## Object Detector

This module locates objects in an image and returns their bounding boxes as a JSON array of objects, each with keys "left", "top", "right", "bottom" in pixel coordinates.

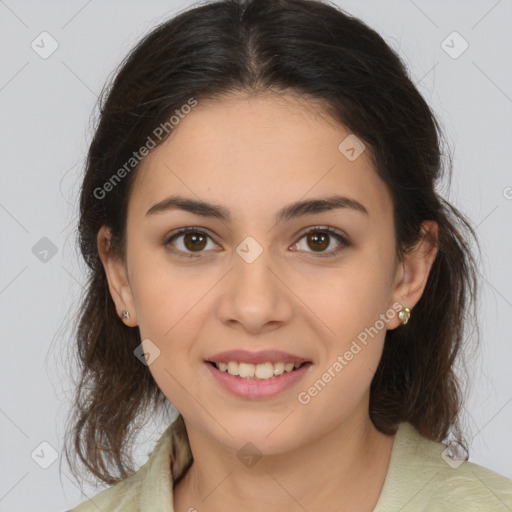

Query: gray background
[{"left": 0, "top": 1, "right": 511, "bottom": 511}]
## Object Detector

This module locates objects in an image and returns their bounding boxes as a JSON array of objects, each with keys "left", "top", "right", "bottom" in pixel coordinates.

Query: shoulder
[
  {"left": 67, "top": 423, "right": 177, "bottom": 512},
  {"left": 67, "top": 463, "right": 146, "bottom": 512},
  {"left": 427, "top": 459, "right": 512, "bottom": 511},
  {"left": 375, "top": 422, "right": 512, "bottom": 511}
]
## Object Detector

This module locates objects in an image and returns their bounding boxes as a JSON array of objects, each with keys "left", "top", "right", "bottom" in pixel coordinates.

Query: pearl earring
[{"left": 398, "top": 307, "right": 411, "bottom": 325}]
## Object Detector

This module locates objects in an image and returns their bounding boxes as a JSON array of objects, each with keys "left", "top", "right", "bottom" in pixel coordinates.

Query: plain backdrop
[{"left": 0, "top": 1, "right": 511, "bottom": 511}]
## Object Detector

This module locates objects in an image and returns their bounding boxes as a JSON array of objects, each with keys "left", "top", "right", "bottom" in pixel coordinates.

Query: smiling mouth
[{"left": 207, "top": 360, "right": 312, "bottom": 380}]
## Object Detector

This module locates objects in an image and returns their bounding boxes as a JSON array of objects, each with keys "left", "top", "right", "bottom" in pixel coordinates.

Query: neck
[{"left": 173, "top": 412, "right": 396, "bottom": 512}]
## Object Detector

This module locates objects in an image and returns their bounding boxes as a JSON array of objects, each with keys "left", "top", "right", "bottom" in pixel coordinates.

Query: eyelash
[{"left": 163, "top": 226, "right": 350, "bottom": 259}]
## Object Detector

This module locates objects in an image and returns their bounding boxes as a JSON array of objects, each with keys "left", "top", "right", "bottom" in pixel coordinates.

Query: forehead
[{"left": 130, "top": 92, "right": 392, "bottom": 222}]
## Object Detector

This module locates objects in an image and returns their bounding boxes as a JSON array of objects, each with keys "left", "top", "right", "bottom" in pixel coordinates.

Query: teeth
[
  {"left": 273, "top": 362, "right": 285, "bottom": 375},
  {"left": 213, "top": 361, "right": 305, "bottom": 380},
  {"left": 238, "top": 362, "right": 255, "bottom": 378}
]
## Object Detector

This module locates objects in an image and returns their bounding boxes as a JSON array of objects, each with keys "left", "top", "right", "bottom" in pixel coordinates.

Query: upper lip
[{"left": 206, "top": 350, "right": 310, "bottom": 365}]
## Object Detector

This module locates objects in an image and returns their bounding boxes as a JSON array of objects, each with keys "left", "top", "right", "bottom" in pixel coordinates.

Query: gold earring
[
  {"left": 398, "top": 307, "right": 410, "bottom": 325},
  {"left": 122, "top": 310, "right": 130, "bottom": 319}
]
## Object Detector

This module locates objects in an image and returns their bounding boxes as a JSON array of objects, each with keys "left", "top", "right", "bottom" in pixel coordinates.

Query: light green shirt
[{"left": 68, "top": 421, "right": 512, "bottom": 511}]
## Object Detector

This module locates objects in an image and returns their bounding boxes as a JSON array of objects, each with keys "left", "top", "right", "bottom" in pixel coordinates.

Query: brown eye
[
  {"left": 183, "top": 232, "right": 207, "bottom": 251},
  {"left": 292, "top": 227, "right": 350, "bottom": 257},
  {"left": 165, "top": 226, "right": 349, "bottom": 259},
  {"left": 164, "top": 228, "right": 217, "bottom": 257},
  {"left": 306, "top": 232, "right": 329, "bottom": 252}
]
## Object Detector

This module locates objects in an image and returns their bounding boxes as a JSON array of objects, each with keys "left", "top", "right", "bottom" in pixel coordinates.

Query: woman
[{"left": 64, "top": 0, "right": 512, "bottom": 510}]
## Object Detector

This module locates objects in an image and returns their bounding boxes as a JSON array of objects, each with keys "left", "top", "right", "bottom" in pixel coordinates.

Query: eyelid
[
  {"left": 291, "top": 225, "right": 350, "bottom": 257},
  {"left": 163, "top": 226, "right": 220, "bottom": 258},
  {"left": 163, "top": 225, "right": 350, "bottom": 258}
]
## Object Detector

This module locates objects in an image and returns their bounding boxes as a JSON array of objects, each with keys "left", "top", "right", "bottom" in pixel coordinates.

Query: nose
[{"left": 216, "top": 241, "right": 294, "bottom": 335}]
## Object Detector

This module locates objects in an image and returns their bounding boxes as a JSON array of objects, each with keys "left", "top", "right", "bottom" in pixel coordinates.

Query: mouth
[
  {"left": 206, "top": 360, "right": 313, "bottom": 380},
  {"left": 204, "top": 358, "right": 313, "bottom": 399}
]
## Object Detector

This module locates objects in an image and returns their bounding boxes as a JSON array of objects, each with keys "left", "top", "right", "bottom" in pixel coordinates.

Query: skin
[{"left": 98, "top": 91, "right": 438, "bottom": 512}]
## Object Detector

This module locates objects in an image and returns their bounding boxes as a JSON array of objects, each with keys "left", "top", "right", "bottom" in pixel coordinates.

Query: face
[{"left": 99, "top": 91, "right": 436, "bottom": 456}]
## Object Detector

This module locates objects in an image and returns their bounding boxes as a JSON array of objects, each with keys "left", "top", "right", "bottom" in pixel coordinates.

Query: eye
[
  {"left": 164, "top": 226, "right": 350, "bottom": 259},
  {"left": 164, "top": 227, "right": 218, "bottom": 258},
  {"left": 291, "top": 226, "right": 350, "bottom": 257}
]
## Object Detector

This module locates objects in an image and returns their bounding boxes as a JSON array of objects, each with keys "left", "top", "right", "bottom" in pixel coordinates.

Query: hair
[{"left": 64, "top": 0, "right": 480, "bottom": 488}]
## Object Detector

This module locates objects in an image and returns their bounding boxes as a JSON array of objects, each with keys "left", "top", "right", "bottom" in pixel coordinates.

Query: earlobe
[
  {"left": 388, "top": 220, "right": 438, "bottom": 330},
  {"left": 97, "top": 226, "right": 138, "bottom": 327}
]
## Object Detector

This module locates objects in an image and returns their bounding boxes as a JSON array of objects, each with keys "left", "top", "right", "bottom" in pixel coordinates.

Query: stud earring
[
  {"left": 122, "top": 310, "right": 130, "bottom": 319},
  {"left": 398, "top": 307, "right": 411, "bottom": 325}
]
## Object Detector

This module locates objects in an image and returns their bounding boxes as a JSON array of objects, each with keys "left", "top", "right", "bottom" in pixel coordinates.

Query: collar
[{"left": 137, "top": 419, "right": 512, "bottom": 511}]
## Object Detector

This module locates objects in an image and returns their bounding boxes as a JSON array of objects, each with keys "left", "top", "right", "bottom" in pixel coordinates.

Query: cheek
[
  {"left": 134, "top": 283, "right": 204, "bottom": 412},
  {"left": 298, "top": 246, "right": 396, "bottom": 400},
  {"left": 127, "top": 248, "right": 211, "bottom": 394},
  {"left": 296, "top": 270, "right": 392, "bottom": 421},
  {"left": 128, "top": 243, "right": 193, "bottom": 333},
  {"left": 306, "top": 251, "right": 395, "bottom": 342}
]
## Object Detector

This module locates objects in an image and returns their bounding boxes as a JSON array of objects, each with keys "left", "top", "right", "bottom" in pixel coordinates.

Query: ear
[
  {"left": 387, "top": 220, "right": 438, "bottom": 330},
  {"left": 97, "top": 225, "right": 138, "bottom": 327}
]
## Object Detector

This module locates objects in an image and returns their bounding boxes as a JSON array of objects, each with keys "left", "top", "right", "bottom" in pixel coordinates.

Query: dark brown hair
[{"left": 64, "top": 0, "right": 480, "bottom": 487}]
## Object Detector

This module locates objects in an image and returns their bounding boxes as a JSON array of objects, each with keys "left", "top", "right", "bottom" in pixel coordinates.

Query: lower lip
[{"left": 204, "top": 361, "right": 313, "bottom": 399}]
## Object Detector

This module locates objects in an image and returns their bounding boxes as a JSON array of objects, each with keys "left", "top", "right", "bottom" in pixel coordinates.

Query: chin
[{"left": 212, "top": 418, "right": 302, "bottom": 456}]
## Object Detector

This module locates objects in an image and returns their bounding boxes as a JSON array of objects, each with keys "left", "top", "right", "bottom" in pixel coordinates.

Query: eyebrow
[{"left": 145, "top": 194, "right": 369, "bottom": 223}]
